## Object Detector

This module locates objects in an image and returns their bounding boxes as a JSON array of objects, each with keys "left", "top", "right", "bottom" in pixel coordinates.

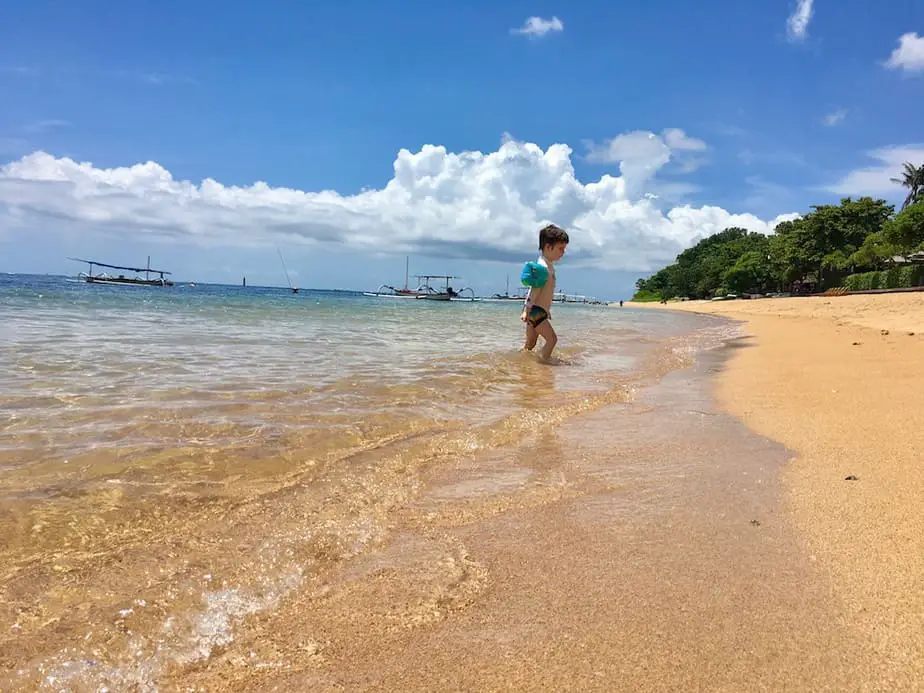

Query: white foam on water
[
  {"left": 26, "top": 566, "right": 305, "bottom": 692},
  {"left": 23, "top": 513, "right": 387, "bottom": 691},
  {"left": 171, "top": 583, "right": 291, "bottom": 666}
]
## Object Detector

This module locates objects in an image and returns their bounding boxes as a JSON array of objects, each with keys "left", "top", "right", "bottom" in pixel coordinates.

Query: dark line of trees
[{"left": 633, "top": 163, "right": 924, "bottom": 301}]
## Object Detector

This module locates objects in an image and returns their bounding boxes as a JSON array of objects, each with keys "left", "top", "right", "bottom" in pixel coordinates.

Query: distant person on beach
[{"left": 521, "top": 223, "right": 569, "bottom": 361}]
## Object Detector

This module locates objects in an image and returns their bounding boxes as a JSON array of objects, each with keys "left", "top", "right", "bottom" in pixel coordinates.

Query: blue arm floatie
[{"left": 520, "top": 261, "right": 549, "bottom": 288}]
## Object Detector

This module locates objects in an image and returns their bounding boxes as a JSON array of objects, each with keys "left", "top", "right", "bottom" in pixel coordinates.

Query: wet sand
[
  {"left": 165, "top": 342, "right": 867, "bottom": 692},
  {"left": 632, "top": 294, "right": 924, "bottom": 688}
]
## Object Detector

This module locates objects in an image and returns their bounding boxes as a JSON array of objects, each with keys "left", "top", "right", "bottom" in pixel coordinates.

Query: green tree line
[{"left": 633, "top": 163, "right": 924, "bottom": 301}]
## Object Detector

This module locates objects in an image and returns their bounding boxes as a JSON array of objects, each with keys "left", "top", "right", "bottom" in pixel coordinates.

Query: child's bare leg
[
  {"left": 535, "top": 321, "right": 558, "bottom": 360},
  {"left": 523, "top": 323, "right": 538, "bottom": 350}
]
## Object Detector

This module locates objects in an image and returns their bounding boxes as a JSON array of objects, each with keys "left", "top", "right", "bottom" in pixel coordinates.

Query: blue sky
[{"left": 1, "top": 0, "right": 923, "bottom": 300}]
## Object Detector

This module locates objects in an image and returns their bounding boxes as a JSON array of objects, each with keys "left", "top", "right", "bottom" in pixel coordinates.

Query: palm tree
[{"left": 890, "top": 162, "right": 924, "bottom": 210}]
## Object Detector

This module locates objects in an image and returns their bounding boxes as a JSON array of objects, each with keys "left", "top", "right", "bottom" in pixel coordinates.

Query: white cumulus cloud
[
  {"left": 23, "top": 119, "right": 72, "bottom": 134},
  {"left": 0, "top": 138, "right": 796, "bottom": 273},
  {"left": 585, "top": 128, "right": 708, "bottom": 196},
  {"left": 884, "top": 32, "right": 924, "bottom": 74},
  {"left": 822, "top": 144, "right": 924, "bottom": 196},
  {"left": 786, "top": 0, "right": 814, "bottom": 42},
  {"left": 511, "top": 16, "right": 564, "bottom": 38}
]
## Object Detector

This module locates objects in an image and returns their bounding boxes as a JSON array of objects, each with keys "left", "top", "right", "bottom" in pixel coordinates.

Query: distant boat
[
  {"left": 277, "top": 248, "right": 298, "bottom": 293},
  {"left": 552, "top": 290, "right": 604, "bottom": 305},
  {"left": 69, "top": 256, "right": 174, "bottom": 287},
  {"left": 487, "top": 274, "right": 527, "bottom": 301},
  {"left": 414, "top": 274, "right": 462, "bottom": 301},
  {"left": 364, "top": 256, "right": 425, "bottom": 298},
  {"left": 364, "top": 267, "right": 478, "bottom": 302}
]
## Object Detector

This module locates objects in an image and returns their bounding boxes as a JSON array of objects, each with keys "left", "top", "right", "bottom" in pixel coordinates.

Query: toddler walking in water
[{"left": 521, "top": 223, "right": 569, "bottom": 361}]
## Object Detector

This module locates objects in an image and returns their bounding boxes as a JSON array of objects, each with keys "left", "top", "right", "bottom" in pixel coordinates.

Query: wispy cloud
[
  {"left": 741, "top": 176, "right": 798, "bottom": 217},
  {"left": 884, "top": 32, "right": 924, "bottom": 74},
  {"left": 3, "top": 64, "right": 198, "bottom": 87},
  {"left": 714, "top": 123, "right": 747, "bottom": 138},
  {"left": 0, "top": 65, "right": 38, "bottom": 76},
  {"left": 143, "top": 73, "right": 197, "bottom": 86},
  {"left": 511, "top": 16, "right": 564, "bottom": 38},
  {"left": 786, "top": 0, "right": 814, "bottom": 43},
  {"left": 23, "top": 119, "right": 71, "bottom": 134},
  {"left": 822, "top": 109, "right": 847, "bottom": 126},
  {"left": 644, "top": 181, "right": 703, "bottom": 204},
  {"left": 0, "top": 137, "right": 29, "bottom": 155},
  {"left": 662, "top": 128, "right": 707, "bottom": 152},
  {"left": 738, "top": 148, "right": 808, "bottom": 168},
  {"left": 116, "top": 70, "right": 199, "bottom": 86},
  {"left": 823, "top": 144, "right": 924, "bottom": 196}
]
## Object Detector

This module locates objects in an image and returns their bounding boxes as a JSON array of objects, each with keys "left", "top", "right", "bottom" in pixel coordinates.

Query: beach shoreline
[
  {"left": 630, "top": 294, "right": 924, "bottom": 687},
  {"left": 163, "top": 330, "right": 868, "bottom": 692}
]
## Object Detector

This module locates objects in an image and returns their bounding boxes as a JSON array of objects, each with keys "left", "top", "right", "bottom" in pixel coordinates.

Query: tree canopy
[{"left": 633, "top": 163, "right": 924, "bottom": 301}]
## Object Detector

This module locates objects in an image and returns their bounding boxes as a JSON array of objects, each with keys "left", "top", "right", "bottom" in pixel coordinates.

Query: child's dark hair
[{"left": 539, "top": 223, "right": 569, "bottom": 250}]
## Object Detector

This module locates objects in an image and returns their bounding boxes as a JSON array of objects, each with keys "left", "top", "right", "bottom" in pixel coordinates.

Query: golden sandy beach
[{"left": 633, "top": 292, "right": 924, "bottom": 688}]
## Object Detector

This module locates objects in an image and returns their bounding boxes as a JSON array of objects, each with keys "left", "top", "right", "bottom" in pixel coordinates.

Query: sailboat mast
[
  {"left": 405, "top": 256, "right": 409, "bottom": 291},
  {"left": 277, "top": 248, "right": 294, "bottom": 290}
]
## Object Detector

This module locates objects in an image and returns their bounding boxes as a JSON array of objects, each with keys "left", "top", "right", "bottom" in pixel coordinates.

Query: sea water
[{"left": 0, "top": 273, "right": 735, "bottom": 690}]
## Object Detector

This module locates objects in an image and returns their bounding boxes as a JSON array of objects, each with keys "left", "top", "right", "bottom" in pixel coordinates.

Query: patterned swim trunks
[{"left": 526, "top": 305, "right": 549, "bottom": 327}]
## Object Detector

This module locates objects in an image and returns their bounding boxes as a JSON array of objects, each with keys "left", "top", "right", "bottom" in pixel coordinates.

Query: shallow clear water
[
  {"left": 0, "top": 273, "right": 736, "bottom": 690},
  {"left": 0, "top": 274, "right": 712, "bottom": 472}
]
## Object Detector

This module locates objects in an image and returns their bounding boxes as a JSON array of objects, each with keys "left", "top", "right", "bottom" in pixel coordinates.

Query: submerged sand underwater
[{"left": 166, "top": 347, "right": 865, "bottom": 692}]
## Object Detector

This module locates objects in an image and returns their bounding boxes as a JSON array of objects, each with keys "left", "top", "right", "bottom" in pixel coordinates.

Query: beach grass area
[{"left": 631, "top": 293, "right": 924, "bottom": 685}]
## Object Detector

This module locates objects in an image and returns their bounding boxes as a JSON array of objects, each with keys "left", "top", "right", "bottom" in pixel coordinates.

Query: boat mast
[
  {"left": 277, "top": 248, "right": 297, "bottom": 292},
  {"left": 405, "top": 256, "right": 409, "bottom": 291}
]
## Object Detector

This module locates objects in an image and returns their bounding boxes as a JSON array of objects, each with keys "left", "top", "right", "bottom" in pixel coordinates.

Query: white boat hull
[
  {"left": 363, "top": 292, "right": 479, "bottom": 302},
  {"left": 362, "top": 292, "right": 419, "bottom": 299}
]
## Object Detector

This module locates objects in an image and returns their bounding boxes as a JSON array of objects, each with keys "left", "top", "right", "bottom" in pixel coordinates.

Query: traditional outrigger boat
[
  {"left": 364, "top": 256, "right": 421, "bottom": 298},
  {"left": 69, "top": 257, "right": 174, "bottom": 287},
  {"left": 482, "top": 274, "right": 528, "bottom": 302},
  {"left": 364, "top": 257, "right": 477, "bottom": 301},
  {"left": 365, "top": 274, "right": 477, "bottom": 302},
  {"left": 414, "top": 275, "right": 478, "bottom": 301}
]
